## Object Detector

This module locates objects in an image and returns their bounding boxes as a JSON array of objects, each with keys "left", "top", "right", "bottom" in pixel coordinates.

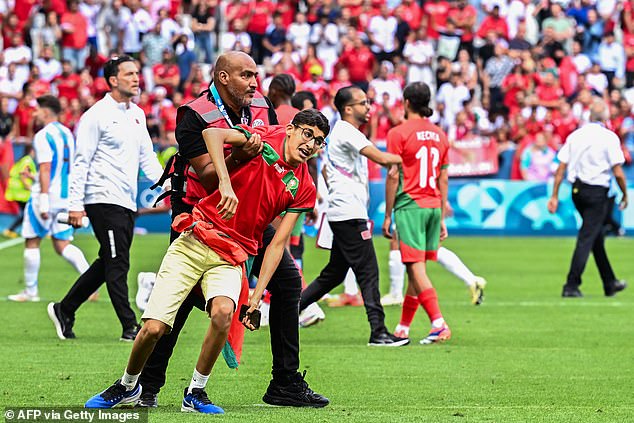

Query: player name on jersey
[{"left": 416, "top": 131, "right": 441, "bottom": 142}]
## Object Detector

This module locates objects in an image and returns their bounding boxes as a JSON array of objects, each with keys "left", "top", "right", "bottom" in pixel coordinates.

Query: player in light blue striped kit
[{"left": 8, "top": 95, "right": 89, "bottom": 303}]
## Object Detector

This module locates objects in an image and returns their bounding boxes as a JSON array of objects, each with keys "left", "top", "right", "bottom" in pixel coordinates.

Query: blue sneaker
[
  {"left": 181, "top": 388, "right": 224, "bottom": 414},
  {"left": 85, "top": 380, "right": 142, "bottom": 408}
]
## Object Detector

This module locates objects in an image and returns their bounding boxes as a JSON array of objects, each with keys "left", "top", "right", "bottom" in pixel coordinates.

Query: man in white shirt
[
  {"left": 436, "top": 71, "right": 471, "bottom": 130},
  {"left": 3, "top": 33, "right": 32, "bottom": 88},
  {"left": 548, "top": 99, "right": 628, "bottom": 298},
  {"left": 597, "top": 31, "right": 625, "bottom": 91},
  {"left": 33, "top": 45, "right": 62, "bottom": 83},
  {"left": 219, "top": 18, "right": 252, "bottom": 54},
  {"left": 47, "top": 56, "right": 164, "bottom": 342},
  {"left": 299, "top": 86, "right": 408, "bottom": 347},
  {"left": 368, "top": 4, "right": 398, "bottom": 62}
]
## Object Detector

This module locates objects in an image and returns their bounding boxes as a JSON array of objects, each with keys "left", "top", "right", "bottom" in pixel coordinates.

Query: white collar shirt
[{"left": 557, "top": 123, "right": 625, "bottom": 187}]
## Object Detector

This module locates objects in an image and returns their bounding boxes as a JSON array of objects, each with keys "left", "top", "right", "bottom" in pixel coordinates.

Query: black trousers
[
  {"left": 60, "top": 203, "right": 137, "bottom": 330},
  {"left": 565, "top": 181, "right": 617, "bottom": 293},
  {"left": 300, "top": 219, "right": 387, "bottom": 338},
  {"left": 138, "top": 201, "right": 302, "bottom": 394}
]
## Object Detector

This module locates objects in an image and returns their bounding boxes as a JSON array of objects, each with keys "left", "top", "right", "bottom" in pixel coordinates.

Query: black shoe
[
  {"left": 605, "top": 280, "right": 627, "bottom": 297},
  {"left": 135, "top": 391, "right": 158, "bottom": 408},
  {"left": 120, "top": 324, "right": 140, "bottom": 342},
  {"left": 368, "top": 331, "right": 410, "bottom": 347},
  {"left": 263, "top": 371, "right": 329, "bottom": 408},
  {"left": 47, "top": 302, "right": 75, "bottom": 340},
  {"left": 562, "top": 286, "right": 583, "bottom": 298}
]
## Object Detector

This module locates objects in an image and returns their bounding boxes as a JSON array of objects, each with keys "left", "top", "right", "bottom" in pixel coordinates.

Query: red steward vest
[{"left": 176, "top": 91, "right": 271, "bottom": 205}]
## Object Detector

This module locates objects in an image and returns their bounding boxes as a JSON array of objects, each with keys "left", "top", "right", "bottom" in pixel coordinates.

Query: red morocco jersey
[
  {"left": 194, "top": 125, "right": 316, "bottom": 256},
  {"left": 387, "top": 118, "right": 449, "bottom": 210}
]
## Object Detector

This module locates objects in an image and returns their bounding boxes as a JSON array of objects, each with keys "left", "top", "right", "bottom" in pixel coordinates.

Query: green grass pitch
[{"left": 1, "top": 234, "right": 633, "bottom": 422}]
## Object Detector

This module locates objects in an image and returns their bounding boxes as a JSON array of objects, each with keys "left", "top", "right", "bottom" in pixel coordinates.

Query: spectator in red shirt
[
  {"left": 399, "top": 0, "right": 422, "bottom": 32},
  {"left": 477, "top": 6, "right": 509, "bottom": 40},
  {"left": 28, "top": 65, "right": 52, "bottom": 98},
  {"left": 2, "top": 12, "right": 25, "bottom": 50},
  {"left": 12, "top": 85, "right": 37, "bottom": 143},
  {"left": 225, "top": 0, "right": 251, "bottom": 32},
  {"left": 152, "top": 50, "right": 180, "bottom": 97},
  {"left": 247, "top": 0, "right": 274, "bottom": 63},
  {"left": 159, "top": 91, "right": 182, "bottom": 149},
  {"left": 60, "top": 97, "right": 84, "bottom": 132},
  {"left": 552, "top": 102, "right": 579, "bottom": 143},
  {"left": 85, "top": 45, "right": 108, "bottom": 79},
  {"left": 448, "top": 0, "right": 477, "bottom": 56},
  {"left": 60, "top": 0, "right": 89, "bottom": 71},
  {"left": 502, "top": 64, "right": 530, "bottom": 115},
  {"left": 52, "top": 60, "right": 82, "bottom": 101},
  {"left": 423, "top": 0, "right": 450, "bottom": 40},
  {"left": 301, "top": 65, "right": 329, "bottom": 109},
  {"left": 329, "top": 68, "right": 352, "bottom": 101},
  {"left": 301, "top": 44, "right": 324, "bottom": 82},
  {"left": 535, "top": 71, "right": 564, "bottom": 110},
  {"left": 336, "top": 35, "right": 376, "bottom": 91}
]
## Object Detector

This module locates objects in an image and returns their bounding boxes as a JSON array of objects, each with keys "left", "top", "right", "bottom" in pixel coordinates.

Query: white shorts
[{"left": 21, "top": 199, "right": 74, "bottom": 241}]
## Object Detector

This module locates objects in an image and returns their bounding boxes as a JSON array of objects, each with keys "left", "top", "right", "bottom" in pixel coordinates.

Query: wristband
[{"left": 39, "top": 193, "right": 50, "bottom": 214}]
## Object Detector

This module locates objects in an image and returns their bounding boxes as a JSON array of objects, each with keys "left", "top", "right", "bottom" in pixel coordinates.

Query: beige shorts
[{"left": 142, "top": 232, "right": 243, "bottom": 329}]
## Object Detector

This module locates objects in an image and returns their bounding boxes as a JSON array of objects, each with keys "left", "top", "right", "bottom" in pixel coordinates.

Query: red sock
[
  {"left": 262, "top": 290, "right": 271, "bottom": 304},
  {"left": 417, "top": 288, "right": 443, "bottom": 322},
  {"left": 399, "top": 295, "right": 418, "bottom": 327}
]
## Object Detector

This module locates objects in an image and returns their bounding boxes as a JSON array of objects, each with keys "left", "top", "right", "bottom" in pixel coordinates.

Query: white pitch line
[{"left": 0, "top": 237, "right": 23, "bottom": 250}]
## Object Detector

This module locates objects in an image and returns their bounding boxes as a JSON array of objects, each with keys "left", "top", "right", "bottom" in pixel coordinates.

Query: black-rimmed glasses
[{"left": 294, "top": 124, "right": 327, "bottom": 148}]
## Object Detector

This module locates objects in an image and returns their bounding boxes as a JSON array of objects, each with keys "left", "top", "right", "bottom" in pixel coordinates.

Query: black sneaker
[
  {"left": 47, "top": 302, "right": 75, "bottom": 340},
  {"left": 120, "top": 324, "right": 140, "bottom": 342},
  {"left": 562, "top": 286, "right": 583, "bottom": 298},
  {"left": 368, "top": 331, "right": 410, "bottom": 347},
  {"left": 605, "top": 280, "right": 627, "bottom": 297},
  {"left": 135, "top": 391, "right": 158, "bottom": 408},
  {"left": 263, "top": 371, "right": 329, "bottom": 408}
]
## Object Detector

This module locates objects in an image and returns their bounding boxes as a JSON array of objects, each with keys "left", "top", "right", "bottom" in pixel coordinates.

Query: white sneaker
[
  {"left": 8, "top": 290, "right": 40, "bottom": 302},
  {"left": 381, "top": 292, "right": 404, "bottom": 306},
  {"left": 259, "top": 301, "right": 270, "bottom": 327},
  {"left": 299, "top": 302, "right": 326, "bottom": 328},
  {"left": 136, "top": 272, "right": 156, "bottom": 312}
]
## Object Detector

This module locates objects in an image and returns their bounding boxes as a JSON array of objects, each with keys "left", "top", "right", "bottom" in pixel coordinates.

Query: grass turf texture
[{"left": 1, "top": 234, "right": 633, "bottom": 422}]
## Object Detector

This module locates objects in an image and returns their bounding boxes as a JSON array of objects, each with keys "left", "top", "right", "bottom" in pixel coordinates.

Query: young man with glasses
[
  {"left": 299, "top": 85, "right": 409, "bottom": 347},
  {"left": 85, "top": 109, "right": 330, "bottom": 414}
]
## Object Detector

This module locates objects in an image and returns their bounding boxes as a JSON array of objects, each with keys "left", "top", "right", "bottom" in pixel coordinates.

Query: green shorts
[{"left": 394, "top": 207, "right": 441, "bottom": 263}]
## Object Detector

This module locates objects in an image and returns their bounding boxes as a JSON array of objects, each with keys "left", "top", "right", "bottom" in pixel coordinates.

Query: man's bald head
[
  {"left": 212, "top": 51, "right": 259, "bottom": 110},
  {"left": 214, "top": 51, "right": 256, "bottom": 81}
]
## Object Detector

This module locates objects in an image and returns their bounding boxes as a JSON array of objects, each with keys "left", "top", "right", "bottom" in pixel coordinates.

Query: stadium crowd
[{"left": 1, "top": 0, "right": 634, "bottom": 190}]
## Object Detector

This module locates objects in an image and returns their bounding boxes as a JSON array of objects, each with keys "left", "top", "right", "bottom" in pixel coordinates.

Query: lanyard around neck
[{"left": 209, "top": 82, "right": 249, "bottom": 127}]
